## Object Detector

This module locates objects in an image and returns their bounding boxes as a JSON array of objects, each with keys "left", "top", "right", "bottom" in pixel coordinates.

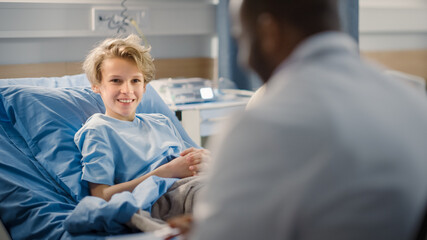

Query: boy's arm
[
  {"left": 89, "top": 170, "right": 157, "bottom": 201},
  {"left": 89, "top": 155, "right": 196, "bottom": 201}
]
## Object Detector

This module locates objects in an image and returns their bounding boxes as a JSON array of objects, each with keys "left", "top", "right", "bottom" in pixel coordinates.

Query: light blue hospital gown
[{"left": 74, "top": 113, "right": 191, "bottom": 186}]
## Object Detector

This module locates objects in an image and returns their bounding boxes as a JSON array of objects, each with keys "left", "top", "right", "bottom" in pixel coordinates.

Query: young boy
[{"left": 74, "top": 34, "right": 208, "bottom": 229}]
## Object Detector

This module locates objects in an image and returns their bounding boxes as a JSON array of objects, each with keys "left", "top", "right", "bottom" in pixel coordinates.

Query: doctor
[{"left": 187, "top": 0, "right": 427, "bottom": 239}]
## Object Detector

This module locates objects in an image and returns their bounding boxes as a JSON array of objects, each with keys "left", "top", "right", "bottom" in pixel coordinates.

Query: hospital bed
[{"left": 0, "top": 73, "right": 199, "bottom": 239}]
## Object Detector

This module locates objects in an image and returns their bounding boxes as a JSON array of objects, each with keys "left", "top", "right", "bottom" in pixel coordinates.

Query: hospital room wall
[
  {"left": 1, "top": 0, "right": 426, "bottom": 82},
  {"left": 359, "top": 0, "right": 427, "bottom": 81},
  {"left": 0, "top": 0, "right": 216, "bottom": 79}
]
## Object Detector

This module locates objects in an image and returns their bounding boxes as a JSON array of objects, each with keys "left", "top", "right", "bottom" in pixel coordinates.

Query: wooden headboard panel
[
  {"left": 0, "top": 57, "right": 215, "bottom": 80},
  {"left": 362, "top": 49, "right": 427, "bottom": 81}
]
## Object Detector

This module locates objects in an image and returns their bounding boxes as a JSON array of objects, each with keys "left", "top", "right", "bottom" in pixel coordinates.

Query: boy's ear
[
  {"left": 92, "top": 85, "right": 100, "bottom": 93},
  {"left": 143, "top": 82, "right": 147, "bottom": 93}
]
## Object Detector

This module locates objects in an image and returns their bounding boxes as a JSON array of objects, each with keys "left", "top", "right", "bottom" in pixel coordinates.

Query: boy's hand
[
  {"left": 180, "top": 148, "right": 211, "bottom": 175},
  {"left": 157, "top": 148, "right": 210, "bottom": 178},
  {"left": 160, "top": 155, "right": 194, "bottom": 178}
]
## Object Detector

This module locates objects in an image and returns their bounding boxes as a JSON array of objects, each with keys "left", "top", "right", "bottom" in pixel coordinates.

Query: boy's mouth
[{"left": 117, "top": 99, "right": 134, "bottom": 103}]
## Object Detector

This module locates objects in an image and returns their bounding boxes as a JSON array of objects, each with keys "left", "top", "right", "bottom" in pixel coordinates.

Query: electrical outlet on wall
[{"left": 92, "top": 7, "right": 150, "bottom": 34}]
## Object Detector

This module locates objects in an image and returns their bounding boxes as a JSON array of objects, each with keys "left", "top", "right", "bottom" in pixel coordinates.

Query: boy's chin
[{"left": 107, "top": 112, "right": 136, "bottom": 121}]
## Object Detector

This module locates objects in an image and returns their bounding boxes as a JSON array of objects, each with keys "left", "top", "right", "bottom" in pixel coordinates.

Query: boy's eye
[
  {"left": 132, "top": 79, "right": 142, "bottom": 83},
  {"left": 110, "top": 79, "right": 120, "bottom": 83}
]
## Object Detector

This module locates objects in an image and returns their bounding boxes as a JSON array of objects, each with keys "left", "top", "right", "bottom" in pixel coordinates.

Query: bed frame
[{"left": 0, "top": 220, "right": 11, "bottom": 240}]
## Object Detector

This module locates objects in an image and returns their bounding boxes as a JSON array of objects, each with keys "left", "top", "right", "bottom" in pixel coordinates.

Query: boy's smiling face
[{"left": 93, "top": 57, "right": 146, "bottom": 121}]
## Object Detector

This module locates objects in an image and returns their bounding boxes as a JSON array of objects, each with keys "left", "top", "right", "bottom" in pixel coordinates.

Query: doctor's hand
[
  {"left": 167, "top": 214, "right": 193, "bottom": 240},
  {"left": 180, "top": 147, "right": 211, "bottom": 176}
]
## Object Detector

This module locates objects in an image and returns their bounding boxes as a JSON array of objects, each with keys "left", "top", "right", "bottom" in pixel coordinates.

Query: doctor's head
[
  {"left": 230, "top": 0, "right": 340, "bottom": 83},
  {"left": 83, "top": 34, "right": 155, "bottom": 121}
]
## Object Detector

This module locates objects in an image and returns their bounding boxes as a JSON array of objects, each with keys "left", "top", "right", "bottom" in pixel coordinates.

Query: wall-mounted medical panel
[
  {"left": 0, "top": 1, "right": 217, "bottom": 65},
  {"left": 0, "top": 1, "right": 216, "bottom": 38}
]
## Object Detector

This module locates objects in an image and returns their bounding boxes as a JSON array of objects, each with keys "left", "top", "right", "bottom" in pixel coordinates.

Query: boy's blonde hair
[{"left": 83, "top": 34, "right": 155, "bottom": 85}]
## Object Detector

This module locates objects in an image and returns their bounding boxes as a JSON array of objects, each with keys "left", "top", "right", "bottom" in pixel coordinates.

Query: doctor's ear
[{"left": 256, "top": 13, "right": 281, "bottom": 56}]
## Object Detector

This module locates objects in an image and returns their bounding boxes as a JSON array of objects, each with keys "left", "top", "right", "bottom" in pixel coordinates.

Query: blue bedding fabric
[
  {"left": 64, "top": 176, "right": 177, "bottom": 234},
  {"left": 0, "top": 75, "right": 198, "bottom": 239},
  {"left": 0, "top": 121, "right": 75, "bottom": 240},
  {"left": 0, "top": 121, "right": 106, "bottom": 240}
]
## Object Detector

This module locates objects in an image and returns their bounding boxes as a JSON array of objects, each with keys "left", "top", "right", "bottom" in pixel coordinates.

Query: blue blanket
[{"left": 64, "top": 176, "right": 177, "bottom": 234}]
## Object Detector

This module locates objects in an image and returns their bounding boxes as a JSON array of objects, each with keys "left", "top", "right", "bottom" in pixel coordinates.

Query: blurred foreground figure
[{"left": 189, "top": 0, "right": 427, "bottom": 239}]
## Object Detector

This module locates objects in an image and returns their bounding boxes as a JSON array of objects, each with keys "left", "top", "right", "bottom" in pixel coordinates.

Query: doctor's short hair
[
  {"left": 83, "top": 34, "right": 155, "bottom": 85},
  {"left": 241, "top": 0, "right": 340, "bottom": 35}
]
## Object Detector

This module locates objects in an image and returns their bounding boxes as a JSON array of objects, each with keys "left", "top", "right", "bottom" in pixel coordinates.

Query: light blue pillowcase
[
  {"left": 0, "top": 86, "right": 104, "bottom": 200},
  {"left": 0, "top": 73, "right": 90, "bottom": 88},
  {"left": 0, "top": 74, "right": 90, "bottom": 122}
]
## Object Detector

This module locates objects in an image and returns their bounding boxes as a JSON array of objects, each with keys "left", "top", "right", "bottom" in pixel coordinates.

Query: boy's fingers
[
  {"left": 181, "top": 148, "right": 210, "bottom": 156},
  {"left": 187, "top": 155, "right": 211, "bottom": 167},
  {"left": 189, "top": 165, "right": 197, "bottom": 172},
  {"left": 180, "top": 147, "right": 195, "bottom": 156},
  {"left": 189, "top": 162, "right": 206, "bottom": 173},
  {"left": 186, "top": 153, "right": 205, "bottom": 163}
]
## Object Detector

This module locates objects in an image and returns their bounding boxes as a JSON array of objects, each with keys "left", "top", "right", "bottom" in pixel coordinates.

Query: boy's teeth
[{"left": 119, "top": 99, "right": 132, "bottom": 103}]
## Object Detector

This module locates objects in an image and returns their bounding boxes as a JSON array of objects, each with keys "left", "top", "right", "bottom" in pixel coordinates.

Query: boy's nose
[{"left": 121, "top": 82, "right": 133, "bottom": 94}]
